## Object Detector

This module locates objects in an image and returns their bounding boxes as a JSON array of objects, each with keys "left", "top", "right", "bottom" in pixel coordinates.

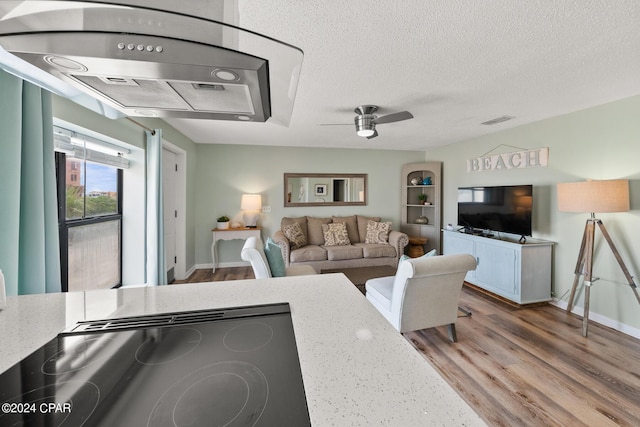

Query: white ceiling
[{"left": 164, "top": 1, "right": 640, "bottom": 151}]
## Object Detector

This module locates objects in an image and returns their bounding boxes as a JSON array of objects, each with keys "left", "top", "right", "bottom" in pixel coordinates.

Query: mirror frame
[{"left": 284, "top": 173, "right": 367, "bottom": 207}]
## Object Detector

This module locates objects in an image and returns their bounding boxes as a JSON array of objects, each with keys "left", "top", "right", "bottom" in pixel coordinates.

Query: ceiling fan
[{"left": 320, "top": 105, "right": 414, "bottom": 139}]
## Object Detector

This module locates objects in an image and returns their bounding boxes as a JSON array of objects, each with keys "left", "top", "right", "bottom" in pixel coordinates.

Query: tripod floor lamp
[{"left": 557, "top": 179, "right": 640, "bottom": 337}]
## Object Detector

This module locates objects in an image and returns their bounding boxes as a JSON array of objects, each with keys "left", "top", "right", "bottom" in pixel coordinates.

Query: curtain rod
[{"left": 125, "top": 117, "right": 156, "bottom": 135}]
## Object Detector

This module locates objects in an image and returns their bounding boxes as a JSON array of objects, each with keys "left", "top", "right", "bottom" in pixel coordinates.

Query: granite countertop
[{"left": 0, "top": 274, "right": 485, "bottom": 426}]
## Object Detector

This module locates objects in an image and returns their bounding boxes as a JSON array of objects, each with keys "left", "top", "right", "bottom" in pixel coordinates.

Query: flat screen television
[{"left": 457, "top": 185, "right": 533, "bottom": 236}]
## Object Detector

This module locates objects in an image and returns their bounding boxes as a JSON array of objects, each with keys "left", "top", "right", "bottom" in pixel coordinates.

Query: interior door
[{"left": 162, "top": 149, "right": 177, "bottom": 283}]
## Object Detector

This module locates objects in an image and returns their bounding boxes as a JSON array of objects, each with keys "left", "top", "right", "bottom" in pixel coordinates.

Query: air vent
[
  {"left": 481, "top": 115, "right": 515, "bottom": 125},
  {"left": 193, "top": 83, "right": 225, "bottom": 91},
  {"left": 99, "top": 76, "right": 139, "bottom": 86},
  {"left": 60, "top": 303, "right": 291, "bottom": 335},
  {"left": 63, "top": 310, "right": 225, "bottom": 334}
]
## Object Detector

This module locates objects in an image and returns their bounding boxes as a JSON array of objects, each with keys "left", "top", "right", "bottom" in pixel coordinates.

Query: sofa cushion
[
  {"left": 322, "top": 222, "right": 351, "bottom": 246},
  {"left": 264, "top": 237, "right": 286, "bottom": 277},
  {"left": 332, "top": 215, "right": 360, "bottom": 243},
  {"left": 283, "top": 222, "right": 307, "bottom": 250},
  {"left": 356, "top": 215, "right": 381, "bottom": 242},
  {"left": 307, "top": 217, "right": 332, "bottom": 245},
  {"left": 356, "top": 243, "right": 397, "bottom": 259},
  {"left": 281, "top": 216, "right": 308, "bottom": 242},
  {"left": 365, "top": 220, "right": 391, "bottom": 244},
  {"left": 323, "top": 244, "right": 363, "bottom": 261},
  {"left": 290, "top": 245, "right": 328, "bottom": 263}
]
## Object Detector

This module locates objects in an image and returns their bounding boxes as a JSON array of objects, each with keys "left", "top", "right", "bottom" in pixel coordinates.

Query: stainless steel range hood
[{"left": 0, "top": 1, "right": 304, "bottom": 125}]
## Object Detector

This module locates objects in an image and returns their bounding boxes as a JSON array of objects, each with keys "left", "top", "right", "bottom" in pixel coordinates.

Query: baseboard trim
[
  {"left": 185, "top": 264, "right": 197, "bottom": 279},
  {"left": 194, "top": 261, "right": 250, "bottom": 270},
  {"left": 550, "top": 299, "right": 640, "bottom": 340}
]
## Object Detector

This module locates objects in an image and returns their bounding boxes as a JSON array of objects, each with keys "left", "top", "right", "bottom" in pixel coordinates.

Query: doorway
[
  {"left": 162, "top": 142, "right": 186, "bottom": 282},
  {"left": 332, "top": 179, "right": 348, "bottom": 202}
]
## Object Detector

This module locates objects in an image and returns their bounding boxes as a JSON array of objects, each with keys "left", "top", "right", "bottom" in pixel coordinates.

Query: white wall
[{"left": 424, "top": 94, "right": 640, "bottom": 333}]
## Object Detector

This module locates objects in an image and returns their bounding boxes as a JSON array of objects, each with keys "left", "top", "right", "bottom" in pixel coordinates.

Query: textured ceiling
[{"left": 164, "top": 0, "right": 640, "bottom": 151}]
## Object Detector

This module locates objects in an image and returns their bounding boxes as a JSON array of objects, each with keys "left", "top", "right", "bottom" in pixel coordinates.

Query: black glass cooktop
[{"left": 0, "top": 303, "right": 311, "bottom": 426}]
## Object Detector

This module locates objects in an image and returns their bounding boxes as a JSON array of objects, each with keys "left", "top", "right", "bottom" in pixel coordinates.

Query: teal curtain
[
  {"left": 0, "top": 70, "right": 61, "bottom": 296},
  {"left": 146, "top": 129, "right": 167, "bottom": 285}
]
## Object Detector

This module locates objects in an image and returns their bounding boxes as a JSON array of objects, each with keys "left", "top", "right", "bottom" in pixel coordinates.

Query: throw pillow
[
  {"left": 357, "top": 215, "right": 381, "bottom": 242},
  {"left": 322, "top": 222, "right": 351, "bottom": 246},
  {"left": 283, "top": 222, "right": 307, "bottom": 250},
  {"left": 365, "top": 220, "right": 391, "bottom": 244},
  {"left": 399, "top": 249, "right": 437, "bottom": 264},
  {"left": 264, "top": 237, "right": 286, "bottom": 277},
  {"left": 281, "top": 216, "right": 308, "bottom": 242}
]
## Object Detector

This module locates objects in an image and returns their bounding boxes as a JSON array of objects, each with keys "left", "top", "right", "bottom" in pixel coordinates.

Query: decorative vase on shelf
[
  {"left": 422, "top": 177, "right": 432, "bottom": 185},
  {"left": 410, "top": 177, "right": 421, "bottom": 186},
  {"left": 415, "top": 216, "right": 429, "bottom": 224}
]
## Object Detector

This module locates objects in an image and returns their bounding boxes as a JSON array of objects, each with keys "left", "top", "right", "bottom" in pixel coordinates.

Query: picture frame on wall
[{"left": 315, "top": 184, "right": 327, "bottom": 196}]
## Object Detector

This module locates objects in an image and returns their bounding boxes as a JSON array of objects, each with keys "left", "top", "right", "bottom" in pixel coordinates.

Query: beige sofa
[{"left": 273, "top": 215, "right": 409, "bottom": 273}]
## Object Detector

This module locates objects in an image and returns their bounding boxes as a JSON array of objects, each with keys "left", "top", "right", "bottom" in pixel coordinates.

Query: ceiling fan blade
[
  {"left": 373, "top": 111, "right": 413, "bottom": 125},
  {"left": 366, "top": 129, "right": 378, "bottom": 139}
]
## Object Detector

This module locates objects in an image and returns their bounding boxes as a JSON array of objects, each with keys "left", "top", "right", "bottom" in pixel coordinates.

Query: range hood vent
[{"left": 0, "top": 1, "right": 304, "bottom": 125}]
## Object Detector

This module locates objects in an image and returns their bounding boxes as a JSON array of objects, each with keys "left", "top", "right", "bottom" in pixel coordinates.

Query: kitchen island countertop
[{"left": 0, "top": 274, "right": 485, "bottom": 426}]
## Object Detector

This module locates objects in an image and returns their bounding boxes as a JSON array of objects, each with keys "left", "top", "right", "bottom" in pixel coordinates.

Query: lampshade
[
  {"left": 241, "top": 194, "right": 262, "bottom": 210},
  {"left": 557, "top": 179, "right": 629, "bottom": 213}
]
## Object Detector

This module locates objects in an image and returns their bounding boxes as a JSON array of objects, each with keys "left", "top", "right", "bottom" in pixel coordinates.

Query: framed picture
[{"left": 315, "top": 184, "right": 327, "bottom": 196}]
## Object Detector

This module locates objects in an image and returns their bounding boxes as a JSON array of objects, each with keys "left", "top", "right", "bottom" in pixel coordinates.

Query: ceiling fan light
[
  {"left": 357, "top": 128, "right": 375, "bottom": 137},
  {"left": 355, "top": 115, "right": 376, "bottom": 137}
]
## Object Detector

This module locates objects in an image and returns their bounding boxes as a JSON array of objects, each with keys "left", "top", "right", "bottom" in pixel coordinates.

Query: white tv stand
[{"left": 443, "top": 230, "right": 553, "bottom": 305}]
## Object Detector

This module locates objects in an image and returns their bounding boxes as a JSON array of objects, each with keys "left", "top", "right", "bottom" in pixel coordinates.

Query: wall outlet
[{"left": 262, "top": 205, "right": 271, "bottom": 213}]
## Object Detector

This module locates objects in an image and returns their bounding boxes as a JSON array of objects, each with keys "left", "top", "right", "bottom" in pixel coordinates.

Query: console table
[
  {"left": 443, "top": 230, "right": 553, "bottom": 305},
  {"left": 211, "top": 227, "right": 261, "bottom": 272}
]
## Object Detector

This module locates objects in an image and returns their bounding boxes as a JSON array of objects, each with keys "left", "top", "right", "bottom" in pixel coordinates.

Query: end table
[{"left": 211, "top": 227, "right": 262, "bottom": 272}]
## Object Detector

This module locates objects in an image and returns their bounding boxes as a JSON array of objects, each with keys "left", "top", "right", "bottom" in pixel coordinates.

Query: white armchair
[
  {"left": 365, "top": 254, "right": 477, "bottom": 342},
  {"left": 241, "top": 236, "right": 317, "bottom": 279}
]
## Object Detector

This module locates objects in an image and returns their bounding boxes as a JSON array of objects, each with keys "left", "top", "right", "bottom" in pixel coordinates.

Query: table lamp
[
  {"left": 556, "top": 179, "right": 639, "bottom": 337},
  {"left": 241, "top": 194, "right": 262, "bottom": 228}
]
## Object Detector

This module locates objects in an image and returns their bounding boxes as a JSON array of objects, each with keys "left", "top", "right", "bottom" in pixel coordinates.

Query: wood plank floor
[
  {"left": 172, "top": 266, "right": 254, "bottom": 283},
  {"left": 406, "top": 287, "right": 640, "bottom": 426},
  {"left": 176, "top": 267, "right": 640, "bottom": 426}
]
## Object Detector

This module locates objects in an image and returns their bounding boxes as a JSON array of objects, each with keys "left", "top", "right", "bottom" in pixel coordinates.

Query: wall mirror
[{"left": 284, "top": 173, "right": 367, "bottom": 207}]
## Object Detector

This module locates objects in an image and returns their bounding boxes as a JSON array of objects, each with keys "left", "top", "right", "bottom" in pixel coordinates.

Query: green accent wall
[
  {"left": 424, "top": 94, "right": 640, "bottom": 331},
  {"left": 195, "top": 144, "right": 423, "bottom": 264}
]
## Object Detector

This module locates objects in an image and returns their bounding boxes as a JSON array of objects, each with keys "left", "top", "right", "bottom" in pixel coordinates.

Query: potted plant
[
  {"left": 418, "top": 194, "right": 427, "bottom": 205},
  {"left": 216, "top": 215, "right": 230, "bottom": 229}
]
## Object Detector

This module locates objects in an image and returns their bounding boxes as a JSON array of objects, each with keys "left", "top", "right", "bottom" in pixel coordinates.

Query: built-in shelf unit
[{"left": 401, "top": 162, "right": 442, "bottom": 254}]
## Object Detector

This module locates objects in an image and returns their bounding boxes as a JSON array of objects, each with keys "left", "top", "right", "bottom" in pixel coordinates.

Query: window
[{"left": 54, "top": 126, "right": 128, "bottom": 292}]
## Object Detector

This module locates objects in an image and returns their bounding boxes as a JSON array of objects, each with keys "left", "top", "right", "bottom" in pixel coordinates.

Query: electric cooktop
[{"left": 0, "top": 303, "right": 311, "bottom": 426}]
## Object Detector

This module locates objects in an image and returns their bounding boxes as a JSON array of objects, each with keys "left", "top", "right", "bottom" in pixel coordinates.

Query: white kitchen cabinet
[{"left": 443, "top": 230, "right": 553, "bottom": 305}]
